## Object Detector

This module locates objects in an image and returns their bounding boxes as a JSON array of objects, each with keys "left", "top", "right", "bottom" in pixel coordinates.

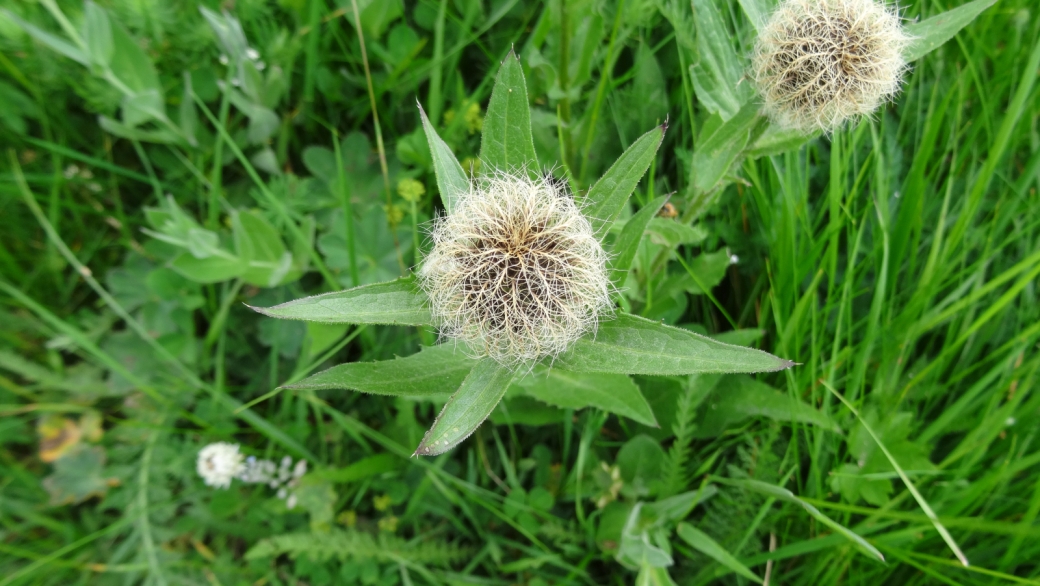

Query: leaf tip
[
  {"left": 505, "top": 44, "right": 519, "bottom": 62},
  {"left": 244, "top": 303, "right": 273, "bottom": 317}
]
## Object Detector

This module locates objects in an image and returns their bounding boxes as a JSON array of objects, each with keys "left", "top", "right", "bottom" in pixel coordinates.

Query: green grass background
[{"left": 1, "top": 0, "right": 1039, "bottom": 584}]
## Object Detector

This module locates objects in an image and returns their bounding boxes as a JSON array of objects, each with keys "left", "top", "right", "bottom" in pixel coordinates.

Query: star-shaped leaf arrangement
[{"left": 252, "top": 50, "right": 794, "bottom": 456}]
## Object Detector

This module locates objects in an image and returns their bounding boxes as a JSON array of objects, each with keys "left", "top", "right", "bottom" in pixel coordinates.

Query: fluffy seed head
[
  {"left": 752, "top": 0, "right": 910, "bottom": 133},
  {"left": 419, "top": 171, "right": 612, "bottom": 367}
]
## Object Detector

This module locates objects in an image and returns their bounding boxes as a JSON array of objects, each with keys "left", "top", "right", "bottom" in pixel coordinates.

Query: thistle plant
[
  {"left": 254, "top": 51, "right": 794, "bottom": 456},
  {"left": 751, "top": 0, "right": 911, "bottom": 133},
  {"left": 419, "top": 170, "right": 611, "bottom": 367}
]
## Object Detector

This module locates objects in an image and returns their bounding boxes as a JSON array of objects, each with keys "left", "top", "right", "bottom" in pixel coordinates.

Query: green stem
[
  {"left": 557, "top": 0, "right": 573, "bottom": 171},
  {"left": 579, "top": 0, "right": 624, "bottom": 182}
]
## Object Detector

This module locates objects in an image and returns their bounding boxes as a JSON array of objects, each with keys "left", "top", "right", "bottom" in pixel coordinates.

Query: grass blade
[
  {"left": 676, "top": 522, "right": 762, "bottom": 583},
  {"left": 823, "top": 381, "right": 970, "bottom": 567},
  {"left": 717, "top": 477, "right": 885, "bottom": 563}
]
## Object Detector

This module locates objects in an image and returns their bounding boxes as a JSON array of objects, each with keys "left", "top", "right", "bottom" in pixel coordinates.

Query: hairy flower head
[
  {"left": 419, "top": 171, "right": 612, "bottom": 367},
  {"left": 752, "top": 0, "right": 910, "bottom": 133}
]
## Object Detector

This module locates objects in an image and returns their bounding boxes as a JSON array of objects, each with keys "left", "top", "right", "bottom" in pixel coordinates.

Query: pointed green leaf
[
  {"left": 515, "top": 368, "right": 657, "bottom": 427},
  {"left": 233, "top": 210, "right": 295, "bottom": 287},
  {"left": 418, "top": 102, "right": 469, "bottom": 214},
  {"left": 676, "top": 523, "right": 762, "bottom": 583},
  {"left": 584, "top": 124, "right": 666, "bottom": 241},
  {"left": 414, "top": 357, "right": 514, "bottom": 456},
  {"left": 98, "top": 115, "right": 180, "bottom": 144},
  {"left": 691, "top": 102, "right": 762, "bottom": 195},
  {"left": 689, "top": 0, "right": 754, "bottom": 120},
  {"left": 737, "top": 0, "right": 775, "bottom": 32},
  {"left": 636, "top": 563, "right": 678, "bottom": 586},
  {"left": 285, "top": 344, "right": 475, "bottom": 399},
  {"left": 646, "top": 218, "right": 709, "bottom": 248},
  {"left": 556, "top": 314, "right": 793, "bottom": 375},
  {"left": 693, "top": 375, "right": 839, "bottom": 437},
  {"left": 170, "top": 253, "right": 243, "bottom": 283},
  {"left": 747, "top": 122, "right": 817, "bottom": 158},
  {"left": 109, "top": 19, "right": 161, "bottom": 94},
  {"left": 479, "top": 50, "right": 538, "bottom": 171},
  {"left": 251, "top": 277, "right": 431, "bottom": 325},
  {"left": 610, "top": 195, "right": 669, "bottom": 281},
  {"left": 904, "top": 0, "right": 997, "bottom": 63},
  {"left": 721, "top": 478, "right": 885, "bottom": 562},
  {"left": 83, "top": 1, "right": 113, "bottom": 66}
]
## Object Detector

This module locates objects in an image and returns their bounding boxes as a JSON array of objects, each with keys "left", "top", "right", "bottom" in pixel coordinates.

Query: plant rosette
[{"left": 252, "top": 51, "right": 794, "bottom": 456}]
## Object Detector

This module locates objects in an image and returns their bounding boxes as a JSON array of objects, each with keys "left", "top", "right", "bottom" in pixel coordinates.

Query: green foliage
[
  {"left": 0, "top": 0, "right": 1029, "bottom": 583},
  {"left": 903, "top": 0, "right": 999, "bottom": 62}
]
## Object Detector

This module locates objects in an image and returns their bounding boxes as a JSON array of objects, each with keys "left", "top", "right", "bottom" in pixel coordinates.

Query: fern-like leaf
[
  {"left": 245, "top": 529, "right": 471, "bottom": 567},
  {"left": 661, "top": 375, "right": 707, "bottom": 497}
]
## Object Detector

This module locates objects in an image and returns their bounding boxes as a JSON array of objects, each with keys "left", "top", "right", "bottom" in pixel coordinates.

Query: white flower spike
[{"left": 196, "top": 442, "right": 244, "bottom": 489}]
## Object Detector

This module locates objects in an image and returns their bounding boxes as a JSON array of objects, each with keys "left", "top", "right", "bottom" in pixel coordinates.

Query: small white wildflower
[
  {"left": 1006, "top": 417, "right": 1016, "bottom": 426},
  {"left": 278, "top": 456, "right": 293, "bottom": 482},
  {"left": 197, "top": 442, "right": 244, "bottom": 489},
  {"left": 219, "top": 54, "right": 229, "bottom": 65},
  {"left": 238, "top": 456, "right": 276, "bottom": 484},
  {"left": 277, "top": 487, "right": 288, "bottom": 499},
  {"left": 293, "top": 459, "right": 307, "bottom": 479},
  {"left": 729, "top": 254, "right": 740, "bottom": 265},
  {"left": 419, "top": 170, "right": 612, "bottom": 367},
  {"left": 286, "top": 493, "right": 298, "bottom": 510},
  {"left": 63, "top": 165, "right": 79, "bottom": 179},
  {"left": 245, "top": 47, "right": 260, "bottom": 61},
  {"left": 255, "top": 61, "right": 266, "bottom": 71}
]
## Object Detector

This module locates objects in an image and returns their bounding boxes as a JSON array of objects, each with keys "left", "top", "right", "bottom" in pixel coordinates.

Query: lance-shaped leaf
[
  {"left": 610, "top": 195, "right": 669, "bottom": 282},
  {"left": 250, "top": 276, "right": 430, "bottom": 325},
  {"left": 556, "top": 314, "right": 793, "bottom": 375},
  {"left": 414, "top": 357, "right": 514, "bottom": 456},
  {"left": 718, "top": 478, "right": 885, "bottom": 563},
  {"left": 285, "top": 344, "right": 475, "bottom": 399},
  {"left": 689, "top": 0, "right": 754, "bottom": 120},
  {"left": 690, "top": 102, "right": 762, "bottom": 196},
  {"left": 584, "top": 124, "right": 666, "bottom": 241},
  {"left": 479, "top": 50, "right": 538, "bottom": 171},
  {"left": 903, "top": 0, "right": 996, "bottom": 63},
  {"left": 418, "top": 102, "right": 469, "bottom": 214},
  {"left": 514, "top": 368, "right": 658, "bottom": 427}
]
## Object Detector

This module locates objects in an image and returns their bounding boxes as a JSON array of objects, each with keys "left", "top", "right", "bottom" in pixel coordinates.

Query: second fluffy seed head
[
  {"left": 752, "top": 0, "right": 910, "bottom": 133},
  {"left": 419, "top": 171, "right": 612, "bottom": 367}
]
